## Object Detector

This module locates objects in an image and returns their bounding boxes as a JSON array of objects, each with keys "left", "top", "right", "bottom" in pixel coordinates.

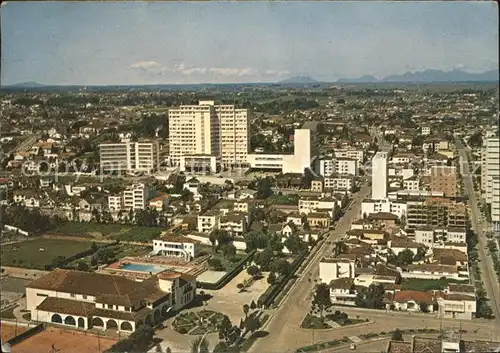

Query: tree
[
  {"left": 255, "top": 177, "right": 273, "bottom": 199},
  {"left": 247, "top": 265, "right": 260, "bottom": 278},
  {"left": 207, "top": 258, "right": 224, "bottom": 271},
  {"left": 284, "top": 234, "right": 305, "bottom": 254},
  {"left": 333, "top": 204, "right": 342, "bottom": 221},
  {"left": 254, "top": 248, "right": 274, "bottom": 270},
  {"left": 213, "top": 342, "right": 231, "bottom": 353},
  {"left": 77, "top": 261, "right": 89, "bottom": 272},
  {"left": 90, "top": 241, "right": 98, "bottom": 252},
  {"left": 243, "top": 304, "right": 250, "bottom": 318},
  {"left": 209, "top": 230, "right": 218, "bottom": 251},
  {"left": 190, "top": 336, "right": 209, "bottom": 353},
  {"left": 221, "top": 243, "right": 236, "bottom": 259},
  {"left": 166, "top": 348, "right": 172, "bottom": 353},
  {"left": 245, "top": 315, "right": 261, "bottom": 334},
  {"left": 218, "top": 316, "right": 232, "bottom": 342},
  {"left": 312, "top": 283, "right": 331, "bottom": 319},
  {"left": 355, "top": 284, "right": 385, "bottom": 309},
  {"left": 250, "top": 300, "right": 257, "bottom": 310},
  {"left": 414, "top": 246, "right": 427, "bottom": 262},
  {"left": 271, "top": 259, "right": 292, "bottom": 277},
  {"left": 419, "top": 302, "right": 429, "bottom": 313},
  {"left": 267, "top": 271, "right": 277, "bottom": 285},
  {"left": 393, "top": 249, "right": 414, "bottom": 267},
  {"left": 391, "top": 328, "right": 404, "bottom": 341},
  {"left": 212, "top": 230, "right": 232, "bottom": 250},
  {"left": 400, "top": 214, "right": 407, "bottom": 229}
]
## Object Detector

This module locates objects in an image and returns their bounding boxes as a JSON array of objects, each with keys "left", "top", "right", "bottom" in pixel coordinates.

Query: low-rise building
[
  {"left": 437, "top": 294, "right": 476, "bottom": 320},
  {"left": 153, "top": 235, "right": 201, "bottom": 260},
  {"left": 307, "top": 212, "right": 331, "bottom": 228},
  {"left": 328, "top": 278, "right": 357, "bottom": 306},
  {"left": 26, "top": 268, "right": 196, "bottom": 333}
]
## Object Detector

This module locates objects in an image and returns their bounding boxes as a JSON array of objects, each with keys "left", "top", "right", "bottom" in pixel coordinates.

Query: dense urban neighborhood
[{"left": 0, "top": 82, "right": 499, "bottom": 353}]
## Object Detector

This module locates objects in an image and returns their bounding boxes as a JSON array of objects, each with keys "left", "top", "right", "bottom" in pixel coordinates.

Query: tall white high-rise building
[
  {"left": 482, "top": 136, "right": 500, "bottom": 228},
  {"left": 99, "top": 140, "right": 160, "bottom": 174},
  {"left": 282, "top": 129, "right": 316, "bottom": 174},
  {"left": 168, "top": 101, "right": 249, "bottom": 171},
  {"left": 371, "top": 152, "right": 388, "bottom": 200}
]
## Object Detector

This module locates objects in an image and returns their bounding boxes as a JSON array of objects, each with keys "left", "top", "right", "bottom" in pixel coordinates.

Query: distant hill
[
  {"left": 336, "top": 69, "right": 499, "bottom": 83},
  {"left": 336, "top": 75, "right": 378, "bottom": 84},
  {"left": 279, "top": 75, "right": 318, "bottom": 84},
  {"left": 9, "top": 81, "right": 45, "bottom": 88}
]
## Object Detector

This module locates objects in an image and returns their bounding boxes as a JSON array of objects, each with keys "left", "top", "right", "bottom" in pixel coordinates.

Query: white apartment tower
[
  {"left": 99, "top": 140, "right": 160, "bottom": 174},
  {"left": 168, "top": 101, "right": 249, "bottom": 171},
  {"left": 282, "top": 129, "right": 317, "bottom": 174},
  {"left": 482, "top": 136, "right": 500, "bottom": 228},
  {"left": 371, "top": 151, "right": 388, "bottom": 200}
]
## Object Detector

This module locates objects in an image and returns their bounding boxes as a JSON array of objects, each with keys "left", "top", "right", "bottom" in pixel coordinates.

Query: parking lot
[{"left": 202, "top": 270, "right": 270, "bottom": 322}]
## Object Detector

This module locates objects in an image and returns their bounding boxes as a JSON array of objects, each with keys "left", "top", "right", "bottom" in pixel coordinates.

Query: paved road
[
  {"left": 250, "top": 183, "right": 371, "bottom": 353},
  {"left": 456, "top": 137, "right": 500, "bottom": 325}
]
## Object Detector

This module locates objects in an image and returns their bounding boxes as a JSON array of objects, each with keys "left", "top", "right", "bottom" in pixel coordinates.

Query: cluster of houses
[{"left": 318, "top": 211, "right": 475, "bottom": 320}]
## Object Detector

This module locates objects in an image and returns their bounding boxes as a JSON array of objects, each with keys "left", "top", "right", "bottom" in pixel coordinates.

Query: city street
[
  {"left": 249, "top": 182, "right": 372, "bottom": 353},
  {"left": 456, "top": 137, "right": 500, "bottom": 325}
]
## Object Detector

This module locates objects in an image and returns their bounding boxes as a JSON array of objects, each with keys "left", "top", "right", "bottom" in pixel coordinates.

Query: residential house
[
  {"left": 391, "top": 290, "right": 437, "bottom": 312},
  {"left": 149, "top": 194, "right": 169, "bottom": 212}
]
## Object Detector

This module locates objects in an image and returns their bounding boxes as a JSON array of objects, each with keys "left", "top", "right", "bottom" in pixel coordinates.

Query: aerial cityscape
[{"left": 0, "top": 1, "right": 499, "bottom": 353}]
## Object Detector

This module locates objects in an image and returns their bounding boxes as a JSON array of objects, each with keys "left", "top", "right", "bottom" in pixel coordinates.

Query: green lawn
[
  {"left": 50, "top": 222, "right": 161, "bottom": 242},
  {"left": 1, "top": 238, "right": 94, "bottom": 270},
  {"left": 401, "top": 278, "right": 469, "bottom": 291},
  {"left": 201, "top": 245, "right": 248, "bottom": 271}
]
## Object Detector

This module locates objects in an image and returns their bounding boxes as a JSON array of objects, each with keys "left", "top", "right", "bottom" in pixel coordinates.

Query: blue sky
[{"left": 1, "top": 1, "right": 498, "bottom": 85}]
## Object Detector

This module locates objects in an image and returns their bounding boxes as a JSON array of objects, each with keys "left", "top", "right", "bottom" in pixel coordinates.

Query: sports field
[
  {"left": 12, "top": 327, "right": 118, "bottom": 353},
  {"left": 0, "top": 238, "right": 93, "bottom": 270}
]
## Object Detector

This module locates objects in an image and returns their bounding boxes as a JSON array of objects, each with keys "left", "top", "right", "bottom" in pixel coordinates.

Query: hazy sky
[{"left": 1, "top": 1, "right": 498, "bottom": 85}]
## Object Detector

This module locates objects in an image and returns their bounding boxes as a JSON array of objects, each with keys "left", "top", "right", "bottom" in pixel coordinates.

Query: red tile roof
[{"left": 393, "top": 290, "right": 436, "bottom": 304}]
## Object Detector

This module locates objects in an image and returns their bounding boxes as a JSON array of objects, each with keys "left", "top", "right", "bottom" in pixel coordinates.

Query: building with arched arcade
[{"left": 26, "top": 268, "right": 196, "bottom": 333}]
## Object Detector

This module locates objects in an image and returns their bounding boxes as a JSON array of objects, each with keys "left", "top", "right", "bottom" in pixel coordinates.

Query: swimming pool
[{"left": 119, "top": 263, "right": 167, "bottom": 274}]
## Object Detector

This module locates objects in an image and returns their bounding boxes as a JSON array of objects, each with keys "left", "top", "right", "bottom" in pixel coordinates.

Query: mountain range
[
  {"left": 4, "top": 69, "right": 498, "bottom": 89},
  {"left": 335, "top": 69, "right": 499, "bottom": 83}
]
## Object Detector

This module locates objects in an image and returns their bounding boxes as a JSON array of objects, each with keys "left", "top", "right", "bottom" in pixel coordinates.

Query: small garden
[
  {"left": 172, "top": 310, "right": 226, "bottom": 335},
  {"left": 301, "top": 311, "right": 365, "bottom": 329},
  {"left": 300, "top": 284, "right": 365, "bottom": 329}
]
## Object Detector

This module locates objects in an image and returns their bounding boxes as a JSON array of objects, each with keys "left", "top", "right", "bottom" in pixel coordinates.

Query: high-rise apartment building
[
  {"left": 99, "top": 140, "right": 160, "bottom": 174},
  {"left": 406, "top": 197, "right": 467, "bottom": 235},
  {"left": 371, "top": 152, "right": 388, "bottom": 200},
  {"left": 482, "top": 136, "right": 500, "bottom": 228},
  {"left": 168, "top": 101, "right": 249, "bottom": 171},
  {"left": 430, "top": 166, "right": 457, "bottom": 197}
]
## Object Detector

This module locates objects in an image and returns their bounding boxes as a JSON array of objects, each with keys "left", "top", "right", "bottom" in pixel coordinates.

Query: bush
[{"left": 177, "top": 327, "right": 188, "bottom": 334}]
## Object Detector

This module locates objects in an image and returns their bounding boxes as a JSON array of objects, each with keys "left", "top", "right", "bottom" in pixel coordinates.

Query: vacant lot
[
  {"left": 12, "top": 327, "right": 118, "bottom": 353},
  {"left": 1, "top": 238, "right": 93, "bottom": 270},
  {"left": 49, "top": 222, "right": 161, "bottom": 242}
]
